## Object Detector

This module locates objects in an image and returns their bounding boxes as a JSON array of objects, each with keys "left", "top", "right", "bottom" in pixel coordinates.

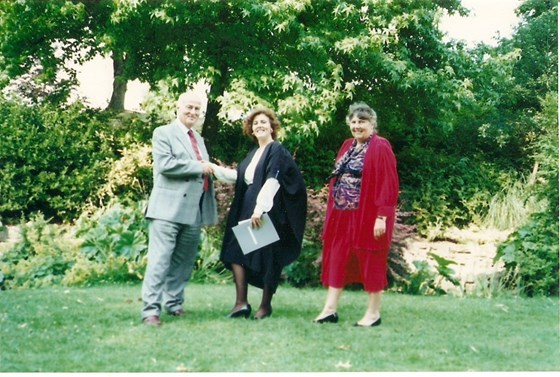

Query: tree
[
  {"left": 508, "top": 0, "right": 558, "bottom": 107},
  {"left": 0, "top": 1, "right": 115, "bottom": 106},
  {"left": 0, "top": 0, "right": 470, "bottom": 135}
]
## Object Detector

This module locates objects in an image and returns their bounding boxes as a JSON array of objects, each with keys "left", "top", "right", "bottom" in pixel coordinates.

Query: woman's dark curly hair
[{"left": 242, "top": 107, "right": 282, "bottom": 142}]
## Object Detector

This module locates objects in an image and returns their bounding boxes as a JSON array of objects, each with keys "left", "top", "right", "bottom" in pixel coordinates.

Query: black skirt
[{"left": 220, "top": 185, "right": 291, "bottom": 292}]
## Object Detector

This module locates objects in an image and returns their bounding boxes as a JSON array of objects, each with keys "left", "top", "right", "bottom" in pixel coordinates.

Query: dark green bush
[
  {"left": 0, "top": 101, "right": 114, "bottom": 222},
  {"left": 284, "top": 240, "right": 322, "bottom": 288},
  {"left": 493, "top": 92, "right": 559, "bottom": 297},
  {"left": 398, "top": 144, "right": 502, "bottom": 236},
  {"left": 191, "top": 226, "right": 231, "bottom": 284},
  {"left": 494, "top": 211, "right": 559, "bottom": 297},
  {"left": 0, "top": 100, "right": 160, "bottom": 223}
]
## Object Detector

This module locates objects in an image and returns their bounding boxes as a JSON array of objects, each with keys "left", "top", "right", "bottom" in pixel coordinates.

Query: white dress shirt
[{"left": 213, "top": 146, "right": 280, "bottom": 216}]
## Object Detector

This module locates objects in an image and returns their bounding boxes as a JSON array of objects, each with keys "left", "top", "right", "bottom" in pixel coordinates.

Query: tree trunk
[
  {"left": 202, "top": 71, "right": 228, "bottom": 157},
  {"left": 107, "top": 53, "right": 127, "bottom": 111}
]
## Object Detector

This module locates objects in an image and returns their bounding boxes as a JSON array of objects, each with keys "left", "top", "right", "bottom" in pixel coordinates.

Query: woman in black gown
[{"left": 212, "top": 107, "right": 307, "bottom": 319}]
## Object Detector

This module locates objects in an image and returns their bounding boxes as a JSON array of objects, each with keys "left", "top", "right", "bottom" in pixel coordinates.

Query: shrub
[
  {"left": 73, "top": 200, "right": 149, "bottom": 283},
  {"left": 494, "top": 211, "right": 559, "bottom": 296},
  {"left": 0, "top": 100, "right": 115, "bottom": 222},
  {"left": 0, "top": 213, "right": 79, "bottom": 289},
  {"left": 398, "top": 144, "right": 501, "bottom": 237},
  {"left": 400, "top": 252, "right": 460, "bottom": 296},
  {"left": 92, "top": 142, "right": 153, "bottom": 207},
  {"left": 492, "top": 93, "right": 559, "bottom": 297},
  {"left": 191, "top": 227, "right": 231, "bottom": 284},
  {"left": 284, "top": 240, "right": 322, "bottom": 287},
  {"left": 73, "top": 199, "right": 233, "bottom": 286}
]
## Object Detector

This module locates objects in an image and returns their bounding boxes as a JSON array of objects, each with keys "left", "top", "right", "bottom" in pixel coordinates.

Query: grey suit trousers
[{"left": 141, "top": 213, "right": 202, "bottom": 319}]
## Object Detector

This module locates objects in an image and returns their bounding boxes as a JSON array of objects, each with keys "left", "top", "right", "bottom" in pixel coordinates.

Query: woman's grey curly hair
[{"left": 346, "top": 102, "right": 377, "bottom": 132}]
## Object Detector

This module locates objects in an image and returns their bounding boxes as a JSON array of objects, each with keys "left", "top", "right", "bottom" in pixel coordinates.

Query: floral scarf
[{"left": 328, "top": 135, "right": 372, "bottom": 210}]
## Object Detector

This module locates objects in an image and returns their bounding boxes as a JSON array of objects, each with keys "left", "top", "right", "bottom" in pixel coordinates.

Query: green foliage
[
  {"left": 191, "top": 227, "right": 231, "bottom": 284},
  {"left": 0, "top": 100, "right": 117, "bottom": 222},
  {"left": 527, "top": 92, "right": 559, "bottom": 218},
  {"left": 491, "top": 92, "right": 559, "bottom": 297},
  {"left": 1, "top": 0, "right": 473, "bottom": 139},
  {"left": 69, "top": 201, "right": 231, "bottom": 286},
  {"left": 74, "top": 201, "right": 148, "bottom": 279},
  {"left": 0, "top": 200, "right": 234, "bottom": 289},
  {"left": 401, "top": 252, "right": 460, "bottom": 296},
  {"left": 483, "top": 175, "right": 547, "bottom": 230},
  {"left": 508, "top": 0, "right": 558, "bottom": 104},
  {"left": 398, "top": 145, "right": 500, "bottom": 237},
  {"left": 94, "top": 142, "right": 153, "bottom": 206},
  {"left": 0, "top": 213, "right": 78, "bottom": 290},
  {"left": 211, "top": 121, "right": 255, "bottom": 165},
  {"left": 282, "top": 128, "right": 342, "bottom": 190},
  {"left": 494, "top": 211, "right": 559, "bottom": 297},
  {"left": 283, "top": 240, "right": 322, "bottom": 288}
]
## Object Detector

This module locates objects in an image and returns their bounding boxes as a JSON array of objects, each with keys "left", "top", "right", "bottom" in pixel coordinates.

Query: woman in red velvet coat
[{"left": 314, "top": 102, "right": 399, "bottom": 327}]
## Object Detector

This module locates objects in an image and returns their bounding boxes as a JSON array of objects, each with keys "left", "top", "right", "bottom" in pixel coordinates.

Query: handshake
[
  {"left": 200, "top": 161, "right": 214, "bottom": 176},
  {"left": 200, "top": 162, "right": 232, "bottom": 179}
]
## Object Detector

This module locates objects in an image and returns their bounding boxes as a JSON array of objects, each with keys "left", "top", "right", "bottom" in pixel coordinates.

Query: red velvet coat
[{"left": 322, "top": 134, "right": 399, "bottom": 251}]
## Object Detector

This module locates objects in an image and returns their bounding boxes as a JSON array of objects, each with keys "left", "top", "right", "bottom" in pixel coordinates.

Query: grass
[{"left": 0, "top": 282, "right": 558, "bottom": 372}]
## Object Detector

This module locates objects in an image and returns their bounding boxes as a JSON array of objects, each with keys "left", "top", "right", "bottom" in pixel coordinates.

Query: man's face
[{"left": 177, "top": 99, "right": 201, "bottom": 127}]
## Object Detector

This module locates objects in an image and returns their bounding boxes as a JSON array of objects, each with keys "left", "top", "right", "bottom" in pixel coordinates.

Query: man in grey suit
[{"left": 141, "top": 91, "right": 218, "bottom": 326}]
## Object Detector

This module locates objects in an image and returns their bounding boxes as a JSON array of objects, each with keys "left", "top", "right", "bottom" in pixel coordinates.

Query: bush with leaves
[
  {"left": 190, "top": 227, "right": 231, "bottom": 284},
  {"left": 398, "top": 145, "right": 502, "bottom": 237},
  {"left": 72, "top": 200, "right": 149, "bottom": 284},
  {"left": 493, "top": 93, "right": 559, "bottom": 297},
  {"left": 0, "top": 100, "right": 113, "bottom": 222},
  {"left": 93, "top": 142, "right": 153, "bottom": 207},
  {"left": 494, "top": 211, "right": 558, "bottom": 297},
  {"left": 400, "top": 252, "right": 461, "bottom": 296},
  {"left": 0, "top": 213, "right": 79, "bottom": 290},
  {"left": 71, "top": 199, "right": 233, "bottom": 286}
]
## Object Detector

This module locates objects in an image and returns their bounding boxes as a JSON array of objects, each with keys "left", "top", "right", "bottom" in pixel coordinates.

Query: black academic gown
[{"left": 220, "top": 141, "right": 307, "bottom": 291}]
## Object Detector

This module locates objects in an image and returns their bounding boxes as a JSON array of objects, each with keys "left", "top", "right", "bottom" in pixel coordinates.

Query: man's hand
[{"left": 201, "top": 161, "right": 213, "bottom": 176}]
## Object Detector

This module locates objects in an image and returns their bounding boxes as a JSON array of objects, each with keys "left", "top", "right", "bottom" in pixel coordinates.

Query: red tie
[{"left": 188, "top": 129, "right": 209, "bottom": 191}]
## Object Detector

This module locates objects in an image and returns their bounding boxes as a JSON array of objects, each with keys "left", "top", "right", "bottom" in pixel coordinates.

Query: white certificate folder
[{"left": 232, "top": 213, "right": 280, "bottom": 254}]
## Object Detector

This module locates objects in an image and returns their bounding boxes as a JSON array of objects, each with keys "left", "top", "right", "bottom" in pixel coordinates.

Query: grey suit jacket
[{"left": 145, "top": 120, "right": 218, "bottom": 225}]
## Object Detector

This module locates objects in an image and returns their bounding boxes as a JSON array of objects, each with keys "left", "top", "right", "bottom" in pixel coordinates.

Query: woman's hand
[
  {"left": 251, "top": 213, "right": 263, "bottom": 229},
  {"left": 373, "top": 217, "right": 386, "bottom": 239}
]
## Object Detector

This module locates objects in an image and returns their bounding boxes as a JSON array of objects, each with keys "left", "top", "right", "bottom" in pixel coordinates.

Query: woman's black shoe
[
  {"left": 314, "top": 312, "right": 339, "bottom": 324},
  {"left": 354, "top": 317, "right": 381, "bottom": 327},
  {"left": 227, "top": 304, "right": 252, "bottom": 318}
]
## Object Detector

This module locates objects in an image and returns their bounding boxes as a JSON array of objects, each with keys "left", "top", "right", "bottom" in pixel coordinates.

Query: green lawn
[{"left": 0, "top": 283, "right": 558, "bottom": 372}]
